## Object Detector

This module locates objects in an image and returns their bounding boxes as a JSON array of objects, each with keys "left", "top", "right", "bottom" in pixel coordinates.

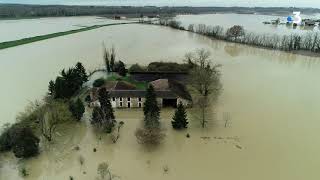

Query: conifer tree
[
  {"left": 110, "top": 46, "right": 115, "bottom": 72},
  {"left": 143, "top": 85, "right": 160, "bottom": 128},
  {"left": 75, "top": 62, "right": 88, "bottom": 83},
  {"left": 48, "top": 80, "right": 55, "bottom": 96},
  {"left": 91, "top": 88, "right": 116, "bottom": 133},
  {"left": 103, "top": 48, "right": 111, "bottom": 72},
  {"left": 172, "top": 102, "right": 188, "bottom": 129},
  {"left": 69, "top": 98, "right": 85, "bottom": 121}
]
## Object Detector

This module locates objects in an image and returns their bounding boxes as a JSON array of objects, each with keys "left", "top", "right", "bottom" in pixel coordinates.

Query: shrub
[
  {"left": 135, "top": 127, "right": 165, "bottom": 145},
  {"left": 0, "top": 125, "right": 40, "bottom": 158},
  {"left": 93, "top": 78, "right": 105, "bottom": 87},
  {"left": 69, "top": 98, "right": 85, "bottom": 121},
  {"left": 129, "top": 63, "right": 146, "bottom": 72}
]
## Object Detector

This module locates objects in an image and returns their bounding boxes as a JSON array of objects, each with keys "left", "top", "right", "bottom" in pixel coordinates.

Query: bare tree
[
  {"left": 189, "top": 49, "right": 221, "bottom": 128},
  {"left": 135, "top": 127, "right": 165, "bottom": 145},
  {"left": 111, "top": 121, "right": 124, "bottom": 143},
  {"left": 37, "top": 100, "right": 73, "bottom": 142},
  {"left": 97, "top": 162, "right": 119, "bottom": 180},
  {"left": 188, "top": 24, "right": 194, "bottom": 32}
]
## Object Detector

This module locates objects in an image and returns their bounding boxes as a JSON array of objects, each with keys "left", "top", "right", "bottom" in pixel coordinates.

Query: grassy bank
[{"left": 0, "top": 22, "right": 136, "bottom": 50}]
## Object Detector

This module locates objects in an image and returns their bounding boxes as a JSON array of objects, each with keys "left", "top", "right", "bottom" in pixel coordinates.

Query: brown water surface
[{"left": 0, "top": 23, "right": 320, "bottom": 180}]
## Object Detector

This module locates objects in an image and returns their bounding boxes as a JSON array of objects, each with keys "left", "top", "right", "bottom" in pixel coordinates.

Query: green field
[
  {"left": 0, "top": 22, "right": 136, "bottom": 50},
  {"left": 107, "top": 74, "right": 147, "bottom": 90}
]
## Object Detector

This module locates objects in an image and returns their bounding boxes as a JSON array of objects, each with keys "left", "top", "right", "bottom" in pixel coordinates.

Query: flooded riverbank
[
  {"left": 176, "top": 14, "right": 320, "bottom": 35},
  {"left": 1, "top": 23, "right": 320, "bottom": 180}
]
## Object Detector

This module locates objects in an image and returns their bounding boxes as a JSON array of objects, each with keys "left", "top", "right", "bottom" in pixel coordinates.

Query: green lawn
[{"left": 107, "top": 74, "right": 147, "bottom": 90}]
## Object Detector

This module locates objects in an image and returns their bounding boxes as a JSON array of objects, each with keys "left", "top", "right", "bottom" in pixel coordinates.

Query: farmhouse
[{"left": 90, "top": 79, "right": 192, "bottom": 108}]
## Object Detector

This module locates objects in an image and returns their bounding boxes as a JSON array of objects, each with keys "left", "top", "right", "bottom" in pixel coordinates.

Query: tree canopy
[
  {"left": 143, "top": 85, "right": 160, "bottom": 128},
  {"left": 172, "top": 102, "right": 188, "bottom": 129},
  {"left": 69, "top": 98, "right": 85, "bottom": 121},
  {"left": 49, "top": 62, "right": 88, "bottom": 99},
  {"left": 91, "top": 88, "right": 116, "bottom": 133}
]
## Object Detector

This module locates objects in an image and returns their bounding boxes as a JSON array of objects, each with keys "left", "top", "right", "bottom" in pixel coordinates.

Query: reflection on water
[{"left": 1, "top": 23, "right": 320, "bottom": 180}]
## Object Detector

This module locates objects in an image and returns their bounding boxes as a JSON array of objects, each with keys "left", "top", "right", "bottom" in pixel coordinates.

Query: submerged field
[{"left": 1, "top": 20, "right": 320, "bottom": 180}]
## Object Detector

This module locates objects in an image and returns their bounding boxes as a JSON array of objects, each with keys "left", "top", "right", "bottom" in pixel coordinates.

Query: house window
[
  {"left": 120, "top": 97, "right": 123, "bottom": 102},
  {"left": 138, "top": 97, "right": 142, "bottom": 102},
  {"left": 112, "top": 97, "right": 115, "bottom": 101},
  {"left": 127, "top": 97, "right": 131, "bottom": 101},
  {"left": 138, "top": 102, "right": 142, "bottom": 108},
  {"left": 120, "top": 102, "right": 123, "bottom": 107},
  {"left": 127, "top": 102, "right": 131, "bottom": 108}
]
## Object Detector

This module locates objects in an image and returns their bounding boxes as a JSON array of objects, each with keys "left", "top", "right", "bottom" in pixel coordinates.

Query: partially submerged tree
[
  {"left": 38, "top": 100, "right": 74, "bottom": 141},
  {"left": 69, "top": 98, "right": 85, "bottom": 121},
  {"left": 226, "top": 25, "right": 245, "bottom": 41},
  {"left": 189, "top": 49, "right": 221, "bottom": 128},
  {"left": 188, "top": 24, "right": 194, "bottom": 32},
  {"left": 103, "top": 43, "right": 111, "bottom": 72},
  {"left": 111, "top": 121, "right": 124, "bottom": 143},
  {"left": 97, "top": 162, "right": 118, "bottom": 180},
  {"left": 171, "top": 102, "right": 188, "bottom": 129},
  {"left": 91, "top": 88, "right": 116, "bottom": 133},
  {"left": 0, "top": 125, "right": 40, "bottom": 158},
  {"left": 136, "top": 85, "right": 165, "bottom": 145},
  {"left": 135, "top": 127, "right": 165, "bottom": 145},
  {"left": 143, "top": 85, "right": 160, "bottom": 128},
  {"left": 11, "top": 127, "right": 40, "bottom": 158}
]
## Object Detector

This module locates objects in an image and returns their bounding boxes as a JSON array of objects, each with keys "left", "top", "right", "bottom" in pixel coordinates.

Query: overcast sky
[{"left": 0, "top": 0, "right": 319, "bottom": 8}]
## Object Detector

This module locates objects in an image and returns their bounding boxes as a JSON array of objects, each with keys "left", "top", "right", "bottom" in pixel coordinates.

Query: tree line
[
  {"left": 155, "top": 19, "right": 320, "bottom": 54},
  {"left": 1, "top": 4, "right": 319, "bottom": 19}
]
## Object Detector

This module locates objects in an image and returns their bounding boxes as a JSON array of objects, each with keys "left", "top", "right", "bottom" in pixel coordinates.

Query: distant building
[
  {"left": 90, "top": 79, "right": 192, "bottom": 108},
  {"left": 114, "top": 15, "right": 126, "bottom": 20},
  {"left": 303, "top": 19, "right": 316, "bottom": 26}
]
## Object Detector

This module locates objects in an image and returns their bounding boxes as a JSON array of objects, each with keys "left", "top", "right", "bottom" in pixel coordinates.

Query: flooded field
[
  {"left": 1, "top": 22, "right": 320, "bottom": 180},
  {"left": 176, "top": 13, "right": 320, "bottom": 35},
  {"left": 0, "top": 16, "right": 129, "bottom": 42}
]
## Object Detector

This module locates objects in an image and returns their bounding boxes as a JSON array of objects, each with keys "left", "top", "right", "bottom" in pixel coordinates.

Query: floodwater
[
  {"left": 176, "top": 13, "right": 320, "bottom": 35},
  {"left": 0, "top": 16, "right": 130, "bottom": 42},
  {"left": 1, "top": 21, "right": 320, "bottom": 180}
]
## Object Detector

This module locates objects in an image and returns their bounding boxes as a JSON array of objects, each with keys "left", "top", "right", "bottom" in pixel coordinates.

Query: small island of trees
[{"left": 0, "top": 47, "right": 222, "bottom": 180}]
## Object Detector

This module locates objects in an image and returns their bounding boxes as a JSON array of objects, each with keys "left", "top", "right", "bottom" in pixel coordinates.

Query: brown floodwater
[
  {"left": 1, "top": 23, "right": 320, "bottom": 180},
  {"left": 0, "top": 16, "right": 131, "bottom": 42}
]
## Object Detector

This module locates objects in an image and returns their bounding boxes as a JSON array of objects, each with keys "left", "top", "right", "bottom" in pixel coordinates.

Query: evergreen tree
[
  {"left": 69, "top": 98, "right": 85, "bottom": 121},
  {"left": 91, "top": 106, "right": 103, "bottom": 127},
  {"left": 117, "top": 61, "right": 127, "bottom": 76},
  {"left": 52, "top": 63, "right": 88, "bottom": 99},
  {"left": 143, "top": 85, "right": 160, "bottom": 128},
  {"left": 75, "top": 62, "right": 88, "bottom": 83},
  {"left": 171, "top": 102, "right": 188, "bottom": 129},
  {"left": 103, "top": 48, "right": 111, "bottom": 72},
  {"left": 48, "top": 80, "right": 55, "bottom": 96},
  {"left": 91, "top": 88, "right": 116, "bottom": 133},
  {"left": 110, "top": 46, "right": 115, "bottom": 71}
]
